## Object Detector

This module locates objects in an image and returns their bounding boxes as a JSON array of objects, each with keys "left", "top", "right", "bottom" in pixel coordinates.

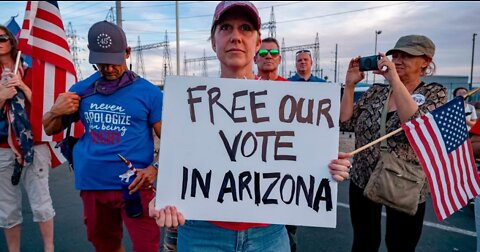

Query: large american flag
[
  {"left": 18, "top": 1, "right": 79, "bottom": 166},
  {"left": 402, "top": 96, "right": 480, "bottom": 220}
]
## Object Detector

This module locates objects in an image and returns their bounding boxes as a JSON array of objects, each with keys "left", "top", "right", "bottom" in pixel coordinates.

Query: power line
[
  {"left": 276, "top": 2, "right": 412, "bottom": 24},
  {"left": 121, "top": 2, "right": 413, "bottom": 37},
  {"left": 59, "top": 2, "right": 88, "bottom": 10},
  {"left": 123, "top": 1, "right": 202, "bottom": 9},
  {"left": 122, "top": 2, "right": 304, "bottom": 22},
  {"left": 61, "top": 2, "right": 105, "bottom": 16},
  {"left": 255, "top": 1, "right": 303, "bottom": 10}
]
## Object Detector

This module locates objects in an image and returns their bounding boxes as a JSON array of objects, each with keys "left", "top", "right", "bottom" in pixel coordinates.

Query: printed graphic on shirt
[
  {"left": 83, "top": 102, "right": 131, "bottom": 145},
  {"left": 411, "top": 94, "right": 426, "bottom": 106}
]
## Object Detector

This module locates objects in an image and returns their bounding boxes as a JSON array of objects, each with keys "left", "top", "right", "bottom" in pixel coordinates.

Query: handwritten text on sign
[{"left": 156, "top": 76, "right": 340, "bottom": 227}]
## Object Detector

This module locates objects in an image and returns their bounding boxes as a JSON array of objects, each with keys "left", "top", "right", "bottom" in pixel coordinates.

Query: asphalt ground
[{"left": 0, "top": 133, "right": 476, "bottom": 251}]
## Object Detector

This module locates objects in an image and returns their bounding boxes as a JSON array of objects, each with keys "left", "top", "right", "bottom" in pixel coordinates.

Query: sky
[{"left": 1, "top": 1, "right": 479, "bottom": 86}]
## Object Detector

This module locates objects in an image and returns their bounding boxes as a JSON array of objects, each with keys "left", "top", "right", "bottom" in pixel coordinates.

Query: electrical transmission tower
[
  {"left": 281, "top": 38, "right": 286, "bottom": 77},
  {"left": 131, "top": 40, "right": 169, "bottom": 83},
  {"left": 313, "top": 33, "right": 320, "bottom": 76},
  {"left": 201, "top": 49, "right": 208, "bottom": 77},
  {"left": 184, "top": 52, "right": 217, "bottom": 76},
  {"left": 162, "top": 31, "right": 172, "bottom": 84},
  {"left": 280, "top": 33, "right": 320, "bottom": 78},
  {"left": 260, "top": 6, "right": 276, "bottom": 38},
  {"left": 135, "top": 36, "right": 146, "bottom": 78},
  {"left": 106, "top": 7, "right": 115, "bottom": 23},
  {"left": 183, "top": 52, "right": 188, "bottom": 76},
  {"left": 66, "top": 22, "right": 83, "bottom": 80}
]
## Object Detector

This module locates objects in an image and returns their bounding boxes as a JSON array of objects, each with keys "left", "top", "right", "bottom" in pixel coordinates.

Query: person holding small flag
[
  {"left": 469, "top": 121, "right": 480, "bottom": 251},
  {"left": 43, "top": 21, "right": 162, "bottom": 252},
  {"left": 0, "top": 25, "right": 55, "bottom": 252},
  {"left": 337, "top": 35, "right": 447, "bottom": 251},
  {"left": 453, "top": 87, "right": 478, "bottom": 130}
]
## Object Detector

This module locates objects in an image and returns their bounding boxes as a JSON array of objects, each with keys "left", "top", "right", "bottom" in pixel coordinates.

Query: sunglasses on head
[
  {"left": 296, "top": 49, "right": 311, "bottom": 55},
  {"left": 257, "top": 48, "right": 279, "bottom": 57},
  {"left": 0, "top": 34, "right": 9, "bottom": 43}
]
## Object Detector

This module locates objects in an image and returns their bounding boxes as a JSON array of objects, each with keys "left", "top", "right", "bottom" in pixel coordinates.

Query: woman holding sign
[
  {"left": 149, "top": 1, "right": 351, "bottom": 251},
  {"left": 339, "top": 35, "right": 447, "bottom": 252}
]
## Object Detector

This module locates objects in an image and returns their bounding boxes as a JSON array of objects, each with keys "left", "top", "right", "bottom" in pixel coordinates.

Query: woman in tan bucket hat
[{"left": 338, "top": 35, "right": 448, "bottom": 252}]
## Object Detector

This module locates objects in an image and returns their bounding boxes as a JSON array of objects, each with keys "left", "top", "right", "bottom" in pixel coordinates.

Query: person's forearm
[
  {"left": 340, "top": 86, "right": 355, "bottom": 122},
  {"left": 391, "top": 79, "right": 418, "bottom": 122},
  {"left": 42, "top": 111, "right": 65, "bottom": 135},
  {"left": 467, "top": 119, "right": 477, "bottom": 128},
  {"left": 473, "top": 142, "right": 480, "bottom": 159},
  {"left": 22, "top": 89, "right": 32, "bottom": 103}
]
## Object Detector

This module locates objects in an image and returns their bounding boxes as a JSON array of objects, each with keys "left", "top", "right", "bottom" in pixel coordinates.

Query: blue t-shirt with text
[{"left": 69, "top": 73, "right": 163, "bottom": 190}]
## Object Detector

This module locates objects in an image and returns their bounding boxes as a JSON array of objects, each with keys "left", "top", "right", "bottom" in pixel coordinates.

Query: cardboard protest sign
[{"left": 156, "top": 76, "right": 340, "bottom": 227}]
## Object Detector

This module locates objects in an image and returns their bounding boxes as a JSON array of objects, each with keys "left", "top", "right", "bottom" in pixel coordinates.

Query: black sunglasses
[
  {"left": 257, "top": 48, "right": 280, "bottom": 57},
  {"left": 0, "top": 34, "right": 9, "bottom": 43},
  {"left": 296, "top": 49, "right": 311, "bottom": 55}
]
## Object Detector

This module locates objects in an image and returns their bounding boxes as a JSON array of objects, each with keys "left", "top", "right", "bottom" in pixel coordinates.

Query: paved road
[{"left": 0, "top": 163, "right": 476, "bottom": 251}]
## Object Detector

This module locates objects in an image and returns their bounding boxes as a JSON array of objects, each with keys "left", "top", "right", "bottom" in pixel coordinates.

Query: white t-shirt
[{"left": 465, "top": 103, "right": 477, "bottom": 130}]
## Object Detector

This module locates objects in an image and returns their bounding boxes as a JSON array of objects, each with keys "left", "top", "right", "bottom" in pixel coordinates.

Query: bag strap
[
  {"left": 380, "top": 89, "right": 392, "bottom": 152},
  {"left": 63, "top": 80, "right": 98, "bottom": 134}
]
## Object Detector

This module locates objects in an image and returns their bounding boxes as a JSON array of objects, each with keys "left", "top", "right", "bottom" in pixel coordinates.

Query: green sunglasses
[{"left": 257, "top": 48, "right": 279, "bottom": 57}]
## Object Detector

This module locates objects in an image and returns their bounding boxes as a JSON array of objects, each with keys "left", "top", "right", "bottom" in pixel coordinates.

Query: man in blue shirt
[
  {"left": 288, "top": 49, "right": 326, "bottom": 82},
  {"left": 42, "top": 21, "right": 161, "bottom": 252}
]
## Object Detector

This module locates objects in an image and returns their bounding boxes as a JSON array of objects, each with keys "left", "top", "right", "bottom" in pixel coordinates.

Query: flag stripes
[
  {"left": 402, "top": 97, "right": 480, "bottom": 220},
  {"left": 18, "top": 1, "right": 79, "bottom": 167}
]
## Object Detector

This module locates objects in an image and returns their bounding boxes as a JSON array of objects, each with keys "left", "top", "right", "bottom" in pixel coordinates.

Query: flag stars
[{"left": 96, "top": 33, "right": 112, "bottom": 49}]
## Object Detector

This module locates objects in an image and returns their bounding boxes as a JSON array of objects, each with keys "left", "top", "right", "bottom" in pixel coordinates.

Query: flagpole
[
  {"left": 348, "top": 88, "right": 480, "bottom": 156},
  {"left": 13, "top": 50, "right": 22, "bottom": 75}
]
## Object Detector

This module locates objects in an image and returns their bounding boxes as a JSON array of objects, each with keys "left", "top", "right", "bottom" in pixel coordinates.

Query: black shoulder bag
[{"left": 56, "top": 83, "right": 97, "bottom": 170}]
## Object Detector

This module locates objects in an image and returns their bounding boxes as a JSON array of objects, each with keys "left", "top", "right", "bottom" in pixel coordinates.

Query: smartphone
[{"left": 359, "top": 55, "right": 381, "bottom": 71}]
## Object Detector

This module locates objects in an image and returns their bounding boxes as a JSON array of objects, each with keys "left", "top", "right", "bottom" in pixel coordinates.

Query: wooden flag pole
[
  {"left": 13, "top": 50, "right": 22, "bottom": 75},
  {"left": 348, "top": 88, "right": 480, "bottom": 156}
]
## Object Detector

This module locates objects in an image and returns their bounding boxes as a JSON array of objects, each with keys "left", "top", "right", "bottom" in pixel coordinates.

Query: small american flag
[
  {"left": 18, "top": 1, "right": 79, "bottom": 167},
  {"left": 402, "top": 96, "right": 480, "bottom": 220}
]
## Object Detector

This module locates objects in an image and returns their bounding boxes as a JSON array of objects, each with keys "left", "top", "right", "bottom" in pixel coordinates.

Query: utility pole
[
  {"left": 176, "top": 1, "right": 180, "bottom": 75},
  {"left": 334, "top": 43, "right": 338, "bottom": 83},
  {"left": 373, "top": 30, "right": 382, "bottom": 84},
  {"left": 115, "top": 1, "right": 122, "bottom": 28},
  {"left": 470, "top": 33, "right": 477, "bottom": 90}
]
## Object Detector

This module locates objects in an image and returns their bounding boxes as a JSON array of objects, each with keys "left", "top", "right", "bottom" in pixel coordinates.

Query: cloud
[{"left": 2, "top": 1, "right": 479, "bottom": 83}]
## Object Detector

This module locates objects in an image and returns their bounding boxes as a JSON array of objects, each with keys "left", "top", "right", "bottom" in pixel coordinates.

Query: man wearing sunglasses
[
  {"left": 288, "top": 49, "right": 326, "bottom": 82},
  {"left": 254, "top": 37, "right": 286, "bottom": 81}
]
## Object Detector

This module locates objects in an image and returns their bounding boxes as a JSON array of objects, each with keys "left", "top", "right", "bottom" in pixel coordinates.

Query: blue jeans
[
  {"left": 178, "top": 220, "right": 289, "bottom": 252},
  {"left": 475, "top": 196, "right": 480, "bottom": 252}
]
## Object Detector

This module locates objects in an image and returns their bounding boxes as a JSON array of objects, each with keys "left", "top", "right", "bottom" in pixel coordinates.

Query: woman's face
[
  {"left": 391, "top": 51, "right": 430, "bottom": 80},
  {"left": 455, "top": 88, "right": 468, "bottom": 97},
  {"left": 0, "top": 29, "right": 12, "bottom": 57},
  {"left": 211, "top": 13, "right": 261, "bottom": 72}
]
